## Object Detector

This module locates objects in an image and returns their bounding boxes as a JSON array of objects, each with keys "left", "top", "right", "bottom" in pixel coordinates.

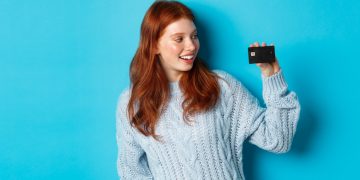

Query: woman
[{"left": 116, "top": 1, "right": 300, "bottom": 179}]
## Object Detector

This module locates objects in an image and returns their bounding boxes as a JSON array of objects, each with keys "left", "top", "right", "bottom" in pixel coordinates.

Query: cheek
[
  {"left": 195, "top": 40, "right": 200, "bottom": 49},
  {"left": 168, "top": 44, "right": 182, "bottom": 54}
]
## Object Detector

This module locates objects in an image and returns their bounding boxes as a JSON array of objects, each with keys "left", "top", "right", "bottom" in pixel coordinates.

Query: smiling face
[{"left": 156, "top": 18, "right": 200, "bottom": 82}]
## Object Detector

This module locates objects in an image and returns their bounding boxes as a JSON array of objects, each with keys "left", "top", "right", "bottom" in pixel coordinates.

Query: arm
[
  {"left": 245, "top": 70, "right": 301, "bottom": 153},
  {"left": 116, "top": 91, "right": 153, "bottom": 179},
  {"left": 243, "top": 41, "right": 301, "bottom": 153},
  {"left": 219, "top": 69, "right": 300, "bottom": 154}
]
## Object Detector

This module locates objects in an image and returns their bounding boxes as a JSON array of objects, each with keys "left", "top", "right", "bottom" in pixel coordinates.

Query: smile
[{"left": 179, "top": 55, "right": 194, "bottom": 60}]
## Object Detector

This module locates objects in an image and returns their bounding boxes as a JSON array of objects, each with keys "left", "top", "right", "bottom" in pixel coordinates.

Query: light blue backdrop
[{"left": 1, "top": 0, "right": 359, "bottom": 179}]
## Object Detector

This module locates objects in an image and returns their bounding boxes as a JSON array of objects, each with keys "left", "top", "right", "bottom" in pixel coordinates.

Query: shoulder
[
  {"left": 212, "top": 69, "right": 244, "bottom": 91},
  {"left": 116, "top": 87, "right": 131, "bottom": 115},
  {"left": 211, "top": 69, "right": 254, "bottom": 105},
  {"left": 115, "top": 86, "right": 135, "bottom": 132},
  {"left": 212, "top": 69, "right": 229, "bottom": 79}
]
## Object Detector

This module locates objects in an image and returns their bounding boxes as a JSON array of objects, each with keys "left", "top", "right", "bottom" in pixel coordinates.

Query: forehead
[{"left": 162, "top": 18, "right": 197, "bottom": 36}]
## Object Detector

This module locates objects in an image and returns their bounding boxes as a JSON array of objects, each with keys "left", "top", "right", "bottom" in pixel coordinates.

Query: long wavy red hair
[{"left": 127, "top": 0, "right": 220, "bottom": 141}]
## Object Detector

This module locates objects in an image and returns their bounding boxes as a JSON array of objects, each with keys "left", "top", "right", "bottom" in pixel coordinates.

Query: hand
[{"left": 249, "top": 42, "right": 281, "bottom": 77}]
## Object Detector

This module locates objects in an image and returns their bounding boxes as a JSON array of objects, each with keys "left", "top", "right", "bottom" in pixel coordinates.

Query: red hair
[{"left": 127, "top": 0, "right": 220, "bottom": 141}]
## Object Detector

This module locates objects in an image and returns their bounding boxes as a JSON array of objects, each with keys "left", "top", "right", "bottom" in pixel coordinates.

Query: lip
[
  {"left": 179, "top": 53, "right": 196, "bottom": 59},
  {"left": 179, "top": 56, "right": 195, "bottom": 64},
  {"left": 180, "top": 54, "right": 195, "bottom": 56}
]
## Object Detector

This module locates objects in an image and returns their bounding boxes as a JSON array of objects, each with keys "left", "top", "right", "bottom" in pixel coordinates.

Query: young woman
[{"left": 116, "top": 1, "right": 300, "bottom": 179}]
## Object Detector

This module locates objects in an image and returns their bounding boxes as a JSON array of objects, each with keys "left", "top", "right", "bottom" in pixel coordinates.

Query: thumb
[
  {"left": 271, "top": 58, "right": 281, "bottom": 72},
  {"left": 256, "top": 63, "right": 270, "bottom": 69}
]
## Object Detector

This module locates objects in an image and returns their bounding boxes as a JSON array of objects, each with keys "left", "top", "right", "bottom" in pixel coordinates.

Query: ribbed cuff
[{"left": 262, "top": 69, "right": 288, "bottom": 94}]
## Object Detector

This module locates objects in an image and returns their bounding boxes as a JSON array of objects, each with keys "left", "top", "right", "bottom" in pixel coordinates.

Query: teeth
[{"left": 180, "top": 55, "right": 194, "bottom": 60}]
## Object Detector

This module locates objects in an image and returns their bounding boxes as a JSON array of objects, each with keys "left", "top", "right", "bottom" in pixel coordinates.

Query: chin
[{"left": 180, "top": 65, "right": 193, "bottom": 72}]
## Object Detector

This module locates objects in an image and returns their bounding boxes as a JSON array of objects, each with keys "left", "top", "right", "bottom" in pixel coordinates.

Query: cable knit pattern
[{"left": 116, "top": 70, "right": 301, "bottom": 180}]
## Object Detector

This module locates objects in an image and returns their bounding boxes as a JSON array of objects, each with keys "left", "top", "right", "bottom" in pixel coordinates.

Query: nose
[{"left": 185, "top": 38, "right": 197, "bottom": 52}]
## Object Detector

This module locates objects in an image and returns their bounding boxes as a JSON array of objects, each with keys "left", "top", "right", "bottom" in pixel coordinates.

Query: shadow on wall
[
  {"left": 188, "top": 3, "right": 243, "bottom": 70},
  {"left": 286, "top": 42, "right": 320, "bottom": 155},
  {"left": 188, "top": 2, "right": 318, "bottom": 180}
]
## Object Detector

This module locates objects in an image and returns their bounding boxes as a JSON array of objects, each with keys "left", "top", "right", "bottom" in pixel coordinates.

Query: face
[{"left": 156, "top": 18, "right": 200, "bottom": 82}]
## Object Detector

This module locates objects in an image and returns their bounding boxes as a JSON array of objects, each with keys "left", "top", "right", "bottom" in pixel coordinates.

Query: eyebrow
[{"left": 170, "top": 30, "right": 197, "bottom": 37}]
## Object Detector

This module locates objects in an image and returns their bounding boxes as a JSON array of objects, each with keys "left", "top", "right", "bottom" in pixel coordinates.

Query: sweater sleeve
[
  {"left": 116, "top": 90, "right": 153, "bottom": 179},
  {"left": 221, "top": 70, "right": 300, "bottom": 153},
  {"left": 247, "top": 70, "right": 300, "bottom": 153}
]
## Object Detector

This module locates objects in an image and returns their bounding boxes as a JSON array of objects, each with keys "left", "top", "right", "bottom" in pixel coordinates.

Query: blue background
[{"left": 1, "top": 0, "right": 359, "bottom": 179}]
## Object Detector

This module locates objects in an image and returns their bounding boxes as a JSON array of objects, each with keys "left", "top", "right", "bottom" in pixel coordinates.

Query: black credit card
[{"left": 248, "top": 46, "right": 276, "bottom": 64}]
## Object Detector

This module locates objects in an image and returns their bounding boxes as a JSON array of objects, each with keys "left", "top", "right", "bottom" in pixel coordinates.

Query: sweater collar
[{"left": 170, "top": 81, "right": 181, "bottom": 95}]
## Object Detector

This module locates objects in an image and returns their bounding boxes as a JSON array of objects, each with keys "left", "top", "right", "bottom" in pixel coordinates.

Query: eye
[
  {"left": 192, "top": 34, "right": 198, "bottom": 39},
  {"left": 175, "top": 37, "right": 183, "bottom": 43}
]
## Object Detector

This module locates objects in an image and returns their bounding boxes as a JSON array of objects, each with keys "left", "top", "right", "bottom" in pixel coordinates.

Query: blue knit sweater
[{"left": 116, "top": 70, "right": 300, "bottom": 180}]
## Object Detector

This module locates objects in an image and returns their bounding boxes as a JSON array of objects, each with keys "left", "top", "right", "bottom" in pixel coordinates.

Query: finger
[
  {"left": 250, "top": 44, "right": 253, "bottom": 47},
  {"left": 255, "top": 63, "right": 269, "bottom": 69},
  {"left": 261, "top": 42, "right": 266, "bottom": 47},
  {"left": 256, "top": 63, "right": 264, "bottom": 68},
  {"left": 255, "top": 63, "right": 266, "bottom": 69},
  {"left": 254, "top": 42, "right": 259, "bottom": 47},
  {"left": 270, "top": 43, "right": 274, "bottom": 46},
  {"left": 272, "top": 57, "right": 281, "bottom": 72}
]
